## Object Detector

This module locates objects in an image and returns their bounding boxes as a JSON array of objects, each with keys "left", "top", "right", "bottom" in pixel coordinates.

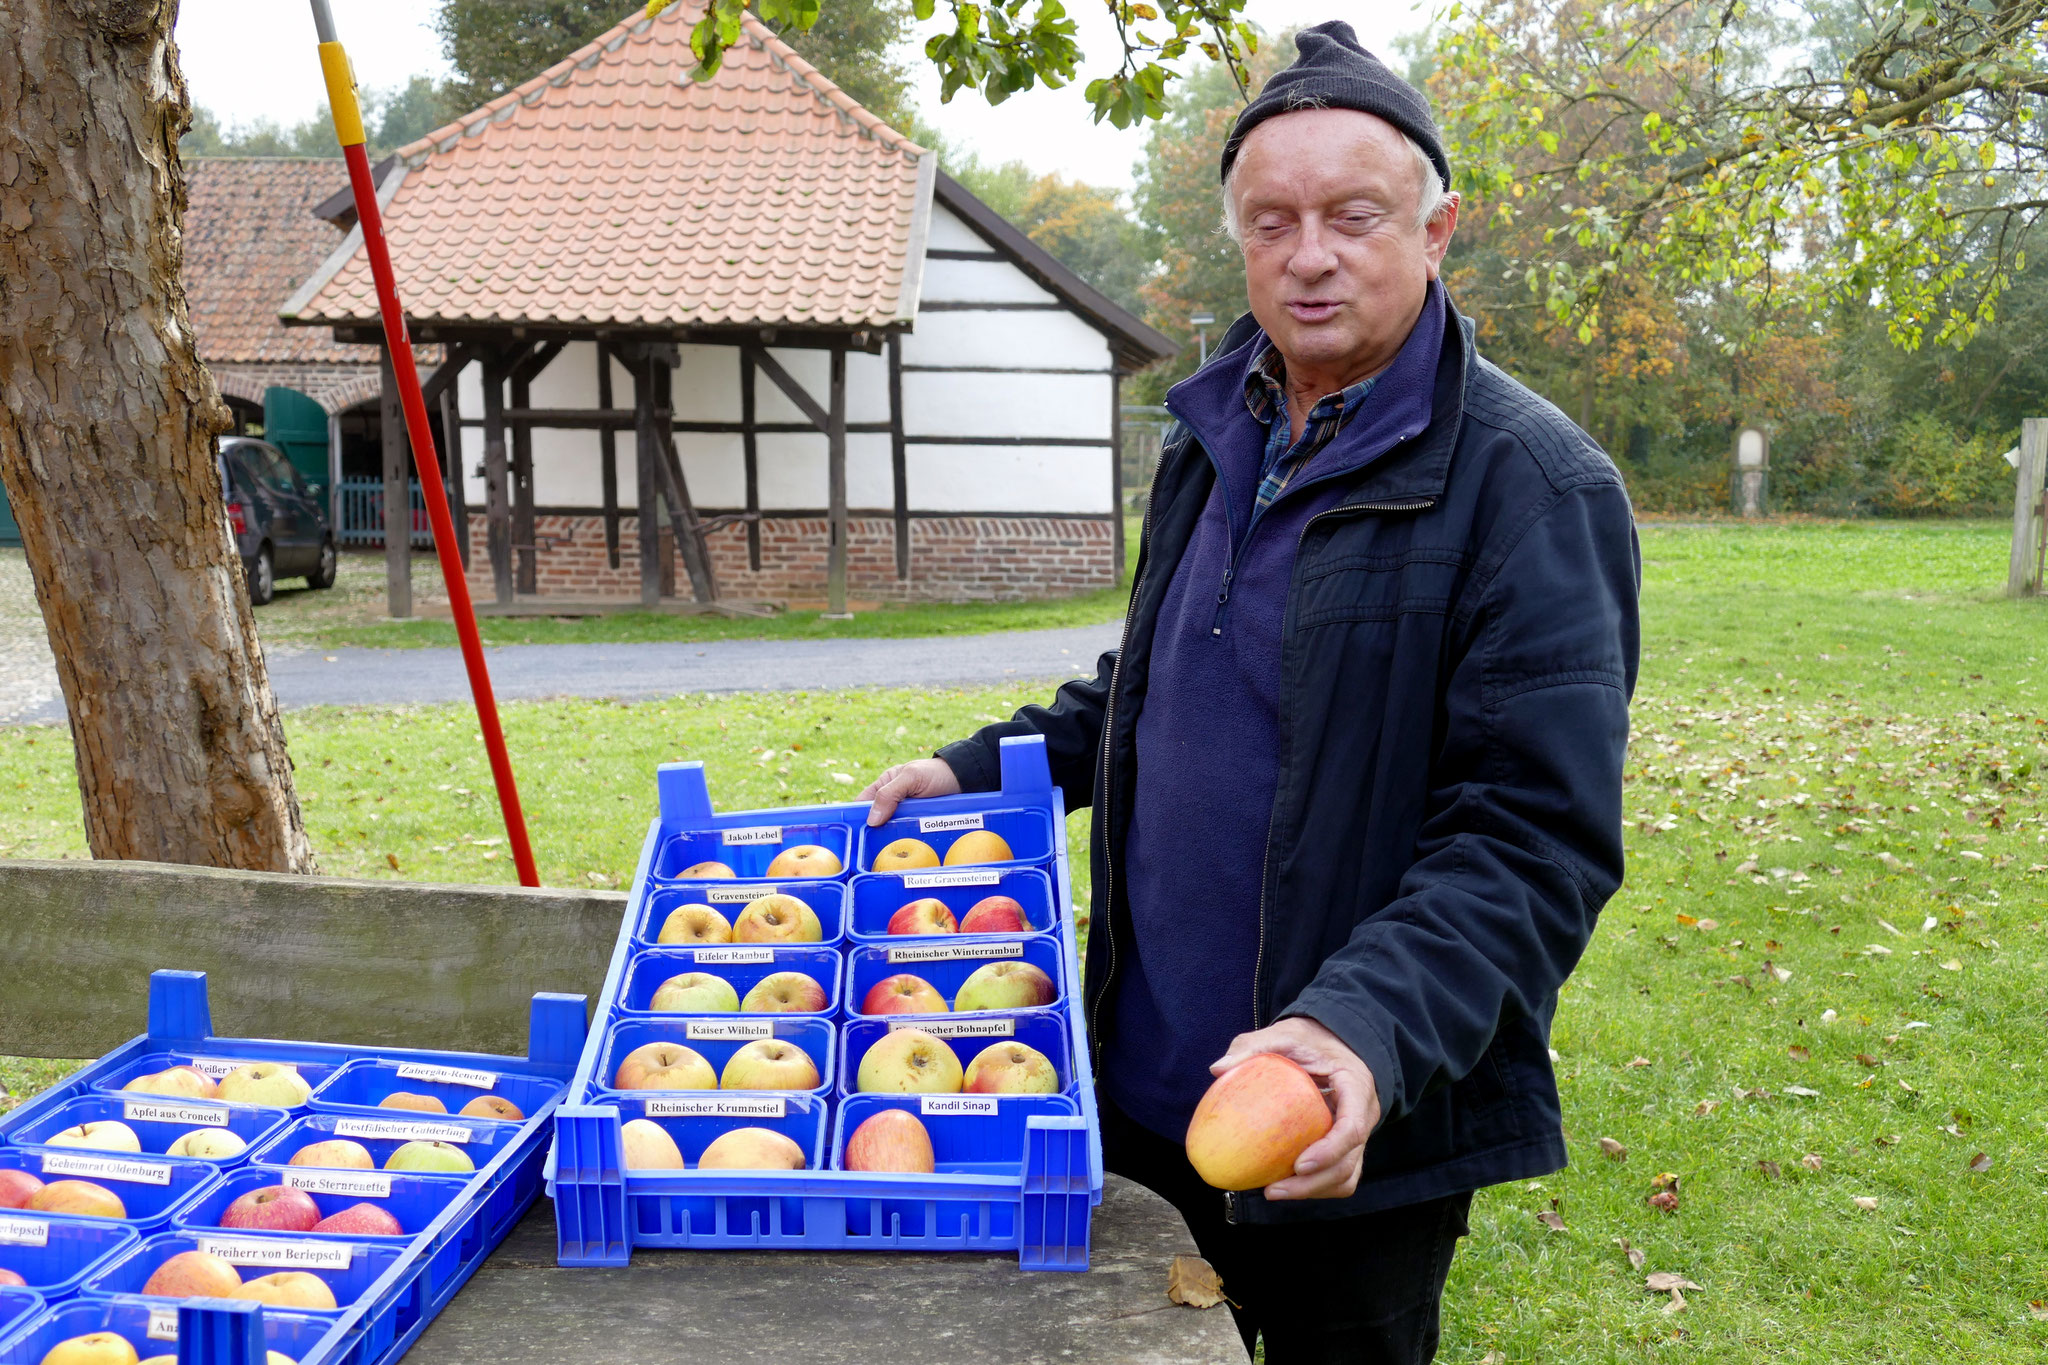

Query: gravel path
[{"left": 0, "top": 552, "right": 59, "bottom": 726}]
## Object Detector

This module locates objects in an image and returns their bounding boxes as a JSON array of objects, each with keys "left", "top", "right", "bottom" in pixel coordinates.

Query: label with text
[
  {"left": 721, "top": 826, "right": 784, "bottom": 846},
  {"left": 183, "top": 1058, "right": 255, "bottom": 1080},
  {"left": 691, "top": 946, "right": 777, "bottom": 965},
  {"left": 886, "top": 940, "right": 1025, "bottom": 964},
  {"left": 888, "top": 1016, "right": 1016, "bottom": 1038},
  {"left": 122, "top": 1100, "right": 230, "bottom": 1128},
  {"left": 899, "top": 869, "right": 1003, "bottom": 890},
  {"left": 196, "top": 1237, "right": 355, "bottom": 1271},
  {"left": 920, "top": 1095, "right": 1000, "bottom": 1116},
  {"left": 147, "top": 1307, "right": 179, "bottom": 1342},
  {"left": 333, "top": 1118, "right": 472, "bottom": 1145},
  {"left": 283, "top": 1168, "right": 393, "bottom": 1199},
  {"left": 703, "top": 885, "right": 774, "bottom": 904},
  {"left": 917, "top": 812, "right": 986, "bottom": 834},
  {"left": 0, "top": 1217, "right": 49, "bottom": 1248},
  {"left": 682, "top": 1019, "right": 776, "bottom": 1042},
  {"left": 395, "top": 1062, "right": 497, "bottom": 1090},
  {"left": 644, "top": 1096, "right": 787, "bottom": 1119},
  {"left": 41, "top": 1152, "right": 173, "bottom": 1185}
]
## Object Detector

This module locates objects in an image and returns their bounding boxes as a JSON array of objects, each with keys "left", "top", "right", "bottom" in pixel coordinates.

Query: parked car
[{"left": 219, "top": 437, "right": 337, "bottom": 605}]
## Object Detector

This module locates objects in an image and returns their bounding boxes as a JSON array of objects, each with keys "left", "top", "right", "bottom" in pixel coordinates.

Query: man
[{"left": 862, "top": 22, "right": 1639, "bottom": 1363}]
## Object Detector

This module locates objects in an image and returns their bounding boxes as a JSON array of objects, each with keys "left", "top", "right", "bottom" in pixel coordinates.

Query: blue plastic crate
[
  {"left": 6, "top": 1095, "right": 289, "bottom": 1168},
  {"left": 90, "top": 1051, "right": 344, "bottom": 1109},
  {"left": 309, "top": 1060, "right": 564, "bottom": 1125},
  {"left": 0, "top": 1298, "right": 344, "bottom": 1365},
  {"left": 831, "top": 1093, "right": 1079, "bottom": 1174},
  {"left": 843, "top": 937, "right": 1067, "bottom": 1018},
  {"left": 592, "top": 1017, "right": 835, "bottom": 1100},
  {"left": 846, "top": 866, "right": 1059, "bottom": 942},
  {"left": 634, "top": 880, "right": 849, "bottom": 948},
  {"left": 613, "top": 946, "right": 842, "bottom": 1018},
  {"left": 0, "top": 1148, "right": 222, "bottom": 1235},
  {"left": 648, "top": 813, "right": 857, "bottom": 885},
  {"left": 551, "top": 737, "right": 1103, "bottom": 1271},
  {"left": 0, "top": 1212, "right": 139, "bottom": 1299},
  {"left": 247, "top": 1114, "right": 522, "bottom": 1181},
  {"left": 177, "top": 1167, "right": 474, "bottom": 1243},
  {"left": 0, "top": 1291, "right": 38, "bottom": 1344},
  {"left": 84, "top": 1231, "right": 409, "bottom": 1317}
]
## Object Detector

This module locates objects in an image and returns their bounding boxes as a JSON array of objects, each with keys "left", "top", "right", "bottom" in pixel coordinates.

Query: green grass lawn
[{"left": 6, "top": 517, "right": 2048, "bottom": 1359}]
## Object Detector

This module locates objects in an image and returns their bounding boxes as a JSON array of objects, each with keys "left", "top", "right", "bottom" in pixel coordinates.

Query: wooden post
[
  {"left": 741, "top": 349, "right": 761, "bottom": 573},
  {"left": 439, "top": 382, "right": 469, "bottom": 571},
  {"left": 598, "top": 344, "right": 621, "bottom": 571},
  {"left": 653, "top": 357, "right": 718, "bottom": 603},
  {"left": 2008, "top": 418, "right": 2047, "bottom": 597},
  {"left": 481, "top": 354, "right": 514, "bottom": 605},
  {"left": 826, "top": 344, "right": 849, "bottom": 617},
  {"left": 1110, "top": 371, "right": 1126, "bottom": 577},
  {"left": 378, "top": 345, "right": 412, "bottom": 618},
  {"left": 633, "top": 352, "right": 662, "bottom": 607},
  {"left": 326, "top": 411, "right": 342, "bottom": 538},
  {"left": 511, "top": 369, "right": 536, "bottom": 595},
  {"left": 888, "top": 334, "right": 908, "bottom": 581}
]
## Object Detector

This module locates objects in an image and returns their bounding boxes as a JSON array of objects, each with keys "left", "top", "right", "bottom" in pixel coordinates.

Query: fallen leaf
[
  {"left": 1861, "top": 943, "right": 1893, "bottom": 957},
  {"left": 1693, "top": 1100, "right": 1720, "bottom": 1117},
  {"left": 1967, "top": 1152, "right": 1992, "bottom": 1173},
  {"left": 1663, "top": 1289, "right": 1688, "bottom": 1314},
  {"left": 2028, "top": 1302, "right": 2048, "bottom": 1322},
  {"left": 1598, "top": 1137, "right": 1628, "bottom": 1161},
  {"left": 1875, "top": 1134, "right": 1901, "bottom": 1147},
  {"left": 1646, "top": 1272, "right": 1702, "bottom": 1293},
  {"left": 1763, "top": 960, "right": 1793, "bottom": 983},
  {"left": 1856, "top": 1053, "right": 1882, "bottom": 1067},
  {"left": 1788, "top": 1044, "right": 1810, "bottom": 1062},
  {"left": 1625, "top": 1056, "right": 1654, "bottom": 1069},
  {"left": 1696, "top": 917, "right": 1719, "bottom": 932},
  {"left": 1802, "top": 1153, "right": 1824, "bottom": 1172},
  {"left": 1676, "top": 912, "right": 1698, "bottom": 926},
  {"left": 1783, "top": 1085, "right": 1821, "bottom": 1098},
  {"left": 1536, "top": 1209, "right": 1567, "bottom": 1231},
  {"left": 1756, "top": 1159, "right": 1782, "bottom": 1178},
  {"left": 1877, "top": 918, "right": 1905, "bottom": 937},
  {"left": 385, "top": 853, "right": 400, "bottom": 871},
  {"left": 1647, "top": 1190, "right": 1680, "bottom": 1212},
  {"left": 1852, "top": 1196, "right": 1879, "bottom": 1211},
  {"left": 1480, "top": 1354, "right": 1506, "bottom": 1365},
  {"left": 1938, "top": 959, "right": 1962, "bottom": 972},
  {"left": 1166, "top": 1255, "right": 1227, "bottom": 1309},
  {"left": 1651, "top": 1171, "right": 1681, "bottom": 1191},
  {"left": 1614, "top": 1236, "right": 1646, "bottom": 1269}
]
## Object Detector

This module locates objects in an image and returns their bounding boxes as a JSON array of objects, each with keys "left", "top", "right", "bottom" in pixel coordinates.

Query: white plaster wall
[
  {"left": 924, "top": 207, "right": 989, "bottom": 252},
  {"left": 902, "top": 371, "right": 1111, "bottom": 441},
  {"left": 907, "top": 445, "right": 1114, "bottom": 514},
  {"left": 897, "top": 309, "right": 1112, "bottom": 370},
  {"left": 919, "top": 257, "right": 1059, "bottom": 305}
]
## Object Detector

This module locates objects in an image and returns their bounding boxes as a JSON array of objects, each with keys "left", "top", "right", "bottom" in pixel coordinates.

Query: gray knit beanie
[{"left": 1219, "top": 21, "right": 1451, "bottom": 190}]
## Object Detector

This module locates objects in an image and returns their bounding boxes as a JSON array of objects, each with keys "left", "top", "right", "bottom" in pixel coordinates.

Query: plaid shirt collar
[{"left": 1242, "top": 343, "right": 1379, "bottom": 516}]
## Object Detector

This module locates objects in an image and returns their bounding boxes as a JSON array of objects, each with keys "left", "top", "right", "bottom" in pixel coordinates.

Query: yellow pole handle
[{"left": 319, "top": 41, "right": 366, "bottom": 148}]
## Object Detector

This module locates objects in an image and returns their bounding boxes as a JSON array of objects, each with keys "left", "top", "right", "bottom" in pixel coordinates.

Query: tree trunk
[{"left": 0, "top": 0, "right": 313, "bottom": 872}]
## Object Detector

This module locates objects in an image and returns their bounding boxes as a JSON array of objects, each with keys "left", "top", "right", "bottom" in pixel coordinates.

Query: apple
[
  {"left": 314, "top": 1202, "right": 404, "bottom": 1236},
  {"left": 942, "top": 830, "right": 1014, "bottom": 867},
  {"left": 843, "top": 1109, "right": 936, "bottom": 1173},
  {"left": 1185, "top": 1053, "right": 1334, "bottom": 1191},
  {"left": 142, "top": 1358, "right": 294, "bottom": 1365},
  {"left": 871, "top": 838, "right": 939, "bottom": 872},
  {"left": 612, "top": 1042, "right": 716, "bottom": 1091},
  {"left": 696, "top": 1127, "right": 806, "bottom": 1171},
  {"left": 123, "top": 1066, "right": 217, "bottom": 1100},
  {"left": 953, "top": 960, "right": 1056, "bottom": 1012},
  {"left": 221, "top": 1185, "right": 320, "bottom": 1233},
  {"left": 0, "top": 1169, "right": 45, "bottom": 1209},
  {"left": 886, "top": 898, "right": 958, "bottom": 936},
  {"left": 165, "top": 1129, "right": 248, "bottom": 1160},
  {"left": 233, "top": 1270, "right": 338, "bottom": 1311},
  {"left": 385, "top": 1140, "right": 473, "bottom": 1174},
  {"left": 141, "top": 1249, "right": 243, "bottom": 1300},
  {"left": 43, "top": 1121, "right": 142, "bottom": 1153},
  {"left": 35, "top": 1333, "right": 139, "bottom": 1365},
  {"left": 718, "top": 1040, "right": 820, "bottom": 1091},
  {"left": 731, "top": 895, "right": 822, "bottom": 944},
  {"left": 860, "top": 974, "right": 949, "bottom": 1016},
  {"left": 676, "top": 859, "right": 736, "bottom": 879},
  {"left": 621, "top": 1118, "right": 686, "bottom": 1170},
  {"left": 655, "top": 903, "right": 731, "bottom": 945},
  {"left": 648, "top": 971, "right": 741, "bottom": 1013},
  {"left": 855, "top": 1028, "right": 964, "bottom": 1094},
  {"left": 460, "top": 1096, "right": 525, "bottom": 1121},
  {"left": 0, "top": 1268, "right": 25, "bottom": 1288},
  {"left": 217, "top": 1063, "right": 311, "bottom": 1108},
  {"left": 962, "top": 1041, "right": 1060, "bottom": 1094},
  {"left": 764, "top": 844, "right": 843, "bottom": 878},
  {"left": 288, "top": 1139, "right": 375, "bottom": 1171},
  {"left": 740, "top": 972, "right": 828, "bottom": 1014},
  {"left": 960, "top": 895, "right": 1029, "bottom": 934},
  {"left": 29, "top": 1180, "right": 126, "bottom": 1219},
  {"left": 378, "top": 1092, "right": 447, "bottom": 1114}
]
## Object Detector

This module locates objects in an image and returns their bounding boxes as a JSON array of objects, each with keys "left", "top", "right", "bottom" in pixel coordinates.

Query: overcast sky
[{"left": 172, "top": 0, "right": 1421, "bottom": 190}]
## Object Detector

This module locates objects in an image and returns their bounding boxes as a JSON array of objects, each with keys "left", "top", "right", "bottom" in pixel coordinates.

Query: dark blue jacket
[{"left": 939, "top": 299, "right": 1640, "bottom": 1222}]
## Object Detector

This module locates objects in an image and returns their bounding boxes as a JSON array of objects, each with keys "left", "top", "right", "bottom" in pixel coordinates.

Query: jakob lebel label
[{"left": 721, "top": 825, "right": 784, "bottom": 846}]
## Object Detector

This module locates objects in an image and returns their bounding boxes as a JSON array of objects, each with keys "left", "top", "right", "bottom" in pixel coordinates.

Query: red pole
[{"left": 312, "top": 4, "right": 541, "bottom": 887}]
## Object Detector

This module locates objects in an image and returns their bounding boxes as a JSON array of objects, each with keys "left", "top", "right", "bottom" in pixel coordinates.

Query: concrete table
[{"left": 411, "top": 1175, "right": 1249, "bottom": 1364}]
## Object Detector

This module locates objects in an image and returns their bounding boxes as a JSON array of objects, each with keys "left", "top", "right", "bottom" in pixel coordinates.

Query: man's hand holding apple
[{"left": 1211, "top": 1016, "right": 1382, "bottom": 1201}]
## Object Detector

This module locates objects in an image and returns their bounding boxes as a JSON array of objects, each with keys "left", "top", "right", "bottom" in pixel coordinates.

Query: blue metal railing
[{"left": 337, "top": 477, "right": 434, "bottom": 548}]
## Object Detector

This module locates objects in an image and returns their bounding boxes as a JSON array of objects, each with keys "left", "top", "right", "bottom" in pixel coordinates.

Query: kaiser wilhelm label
[
  {"left": 899, "top": 868, "right": 1002, "bottom": 890},
  {"left": 333, "top": 1118, "right": 473, "bottom": 1144},
  {"left": 917, "top": 812, "right": 985, "bottom": 834},
  {"left": 395, "top": 1062, "right": 497, "bottom": 1090},
  {"left": 692, "top": 946, "right": 776, "bottom": 965},
  {"left": 721, "top": 825, "right": 784, "bottom": 846},
  {"left": 195, "top": 1237, "right": 355, "bottom": 1271},
  {"left": 41, "top": 1152, "right": 173, "bottom": 1185},
  {"left": 147, "top": 1306, "right": 179, "bottom": 1341},
  {"left": 920, "top": 1095, "right": 1000, "bottom": 1116},
  {"left": 886, "top": 940, "right": 1025, "bottom": 964},
  {"left": 122, "top": 1100, "right": 229, "bottom": 1127},
  {"left": 184, "top": 1057, "right": 255, "bottom": 1080},
  {"left": 0, "top": 1216, "right": 49, "bottom": 1247},
  {"left": 703, "top": 885, "right": 774, "bottom": 904},
  {"left": 889, "top": 1016, "right": 1016, "bottom": 1038},
  {"left": 682, "top": 1019, "right": 776, "bottom": 1041},
  {"left": 644, "top": 1096, "right": 787, "bottom": 1119},
  {"left": 284, "top": 1169, "right": 393, "bottom": 1199}
]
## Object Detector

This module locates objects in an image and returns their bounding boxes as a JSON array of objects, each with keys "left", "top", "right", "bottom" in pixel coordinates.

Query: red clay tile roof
[
  {"left": 284, "top": 4, "right": 933, "bottom": 333},
  {"left": 185, "top": 158, "right": 376, "bottom": 365}
]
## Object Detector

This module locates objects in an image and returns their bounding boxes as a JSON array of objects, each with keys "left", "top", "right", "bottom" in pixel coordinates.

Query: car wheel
[
  {"left": 246, "top": 544, "right": 275, "bottom": 606},
  {"left": 307, "top": 538, "right": 338, "bottom": 589}
]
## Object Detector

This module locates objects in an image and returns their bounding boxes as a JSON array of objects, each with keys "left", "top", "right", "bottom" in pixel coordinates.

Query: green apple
[
  {"left": 165, "top": 1128, "right": 248, "bottom": 1160},
  {"left": 952, "top": 960, "right": 1056, "bottom": 1012},
  {"left": 648, "top": 971, "right": 740, "bottom": 1013},
  {"left": 44, "top": 1121, "right": 143, "bottom": 1152},
  {"left": 384, "top": 1140, "right": 474, "bottom": 1174},
  {"left": 217, "top": 1062, "right": 311, "bottom": 1107}
]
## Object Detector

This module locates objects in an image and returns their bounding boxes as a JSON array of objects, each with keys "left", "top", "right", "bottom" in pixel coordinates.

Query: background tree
[{"left": 2, "top": 0, "right": 313, "bottom": 872}]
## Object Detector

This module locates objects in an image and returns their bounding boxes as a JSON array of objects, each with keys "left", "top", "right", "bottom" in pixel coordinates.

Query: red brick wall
[{"left": 457, "top": 513, "right": 1117, "bottom": 604}]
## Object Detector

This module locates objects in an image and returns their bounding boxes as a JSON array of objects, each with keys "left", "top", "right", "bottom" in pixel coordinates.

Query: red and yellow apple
[
  {"left": 621, "top": 1118, "right": 686, "bottom": 1170},
  {"left": 460, "top": 1096, "right": 524, "bottom": 1121},
  {"left": 696, "top": 1127, "right": 806, "bottom": 1171},
  {"left": 962, "top": 1041, "right": 1060, "bottom": 1094},
  {"left": 141, "top": 1249, "right": 243, "bottom": 1299},
  {"left": 221, "top": 1185, "right": 320, "bottom": 1233},
  {"left": 731, "top": 895, "right": 822, "bottom": 944},
  {"left": 314, "top": 1202, "right": 404, "bottom": 1236},
  {"left": 942, "top": 830, "right": 1014, "bottom": 867},
  {"left": 122, "top": 1066, "right": 217, "bottom": 1101},
  {"left": 217, "top": 1063, "right": 311, "bottom": 1108},
  {"left": 719, "top": 1040, "right": 820, "bottom": 1091},
  {"left": 741, "top": 972, "right": 828, "bottom": 1014},
  {"left": 1185, "top": 1053, "right": 1333, "bottom": 1191},
  {"left": 233, "top": 1270, "right": 338, "bottom": 1310},
  {"left": 886, "top": 898, "right": 957, "bottom": 936},
  {"left": 764, "top": 844, "right": 842, "bottom": 878},
  {"left": 656, "top": 904, "right": 731, "bottom": 945},
  {"left": 960, "top": 895, "right": 1028, "bottom": 934},
  {"left": 613, "top": 1042, "right": 716, "bottom": 1091},
  {"left": 843, "top": 1109, "right": 936, "bottom": 1173},
  {"left": 29, "top": 1180, "right": 126, "bottom": 1219},
  {"left": 288, "top": 1139, "right": 375, "bottom": 1171},
  {"left": 36, "top": 1333, "right": 139, "bottom": 1365},
  {"left": 0, "top": 1169, "right": 45, "bottom": 1209},
  {"left": 861, "top": 974, "right": 948, "bottom": 1016},
  {"left": 953, "top": 960, "right": 1055, "bottom": 1012},
  {"left": 0, "top": 1269, "right": 25, "bottom": 1288},
  {"left": 648, "top": 972, "right": 741, "bottom": 1013},
  {"left": 855, "top": 1028, "right": 964, "bottom": 1094},
  {"left": 43, "top": 1121, "right": 142, "bottom": 1153},
  {"left": 165, "top": 1129, "right": 247, "bottom": 1160},
  {"left": 378, "top": 1092, "right": 447, "bottom": 1114},
  {"left": 871, "top": 838, "right": 940, "bottom": 872},
  {"left": 676, "top": 859, "right": 736, "bottom": 879}
]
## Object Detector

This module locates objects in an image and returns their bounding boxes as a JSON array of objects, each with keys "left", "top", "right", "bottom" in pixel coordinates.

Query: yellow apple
[
  {"left": 287, "top": 1139, "right": 376, "bottom": 1170},
  {"left": 962, "top": 1041, "right": 1060, "bottom": 1094},
  {"left": 612, "top": 1042, "right": 716, "bottom": 1091},
  {"left": 696, "top": 1127, "right": 806, "bottom": 1171},
  {"left": 648, "top": 972, "right": 741, "bottom": 1013},
  {"left": 233, "top": 1271, "right": 338, "bottom": 1311},
  {"left": 44, "top": 1121, "right": 143, "bottom": 1153},
  {"left": 655, "top": 904, "right": 731, "bottom": 945},
  {"left": 122, "top": 1066, "right": 217, "bottom": 1101},
  {"left": 141, "top": 1249, "right": 243, "bottom": 1299},
  {"left": 942, "top": 830, "right": 1014, "bottom": 867},
  {"left": 460, "top": 1096, "right": 524, "bottom": 1121},
  {"left": 739, "top": 971, "right": 828, "bottom": 1013},
  {"left": 217, "top": 1063, "right": 311, "bottom": 1108},
  {"left": 844, "top": 1109, "right": 936, "bottom": 1173},
  {"left": 1185, "top": 1053, "right": 1333, "bottom": 1191},
  {"left": 676, "top": 860, "right": 736, "bottom": 879},
  {"left": 377, "top": 1092, "right": 447, "bottom": 1114},
  {"left": 384, "top": 1141, "right": 473, "bottom": 1174},
  {"left": 621, "top": 1118, "right": 686, "bottom": 1170},
  {"left": 29, "top": 1179, "right": 127, "bottom": 1219},
  {"left": 855, "top": 1028, "right": 964, "bottom": 1094},
  {"left": 953, "top": 960, "right": 1057, "bottom": 1012},
  {"left": 719, "top": 1040, "right": 820, "bottom": 1091},
  {"left": 165, "top": 1129, "right": 248, "bottom": 1160},
  {"left": 763, "top": 844, "right": 843, "bottom": 878},
  {"left": 871, "top": 838, "right": 940, "bottom": 872},
  {"left": 36, "top": 1333, "right": 139, "bottom": 1365},
  {"left": 730, "top": 895, "right": 822, "bottom": 944}
]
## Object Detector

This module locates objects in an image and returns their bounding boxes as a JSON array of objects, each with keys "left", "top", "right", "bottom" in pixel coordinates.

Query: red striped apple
[
  {"left": 656, "top": 904, "right": 731, "bottom": 945},
  {"left": 861, "top": 974, "right": 948, "bottom": 1015},
  {"left": 764, "top": 844, "right": 842, "bottom": 878},
  {"left": 886, "top": 898, "right": 958, "bottom": 936},
  {"left": 141, "top": 1249, "right": 243, "bottom": 1299},
  {"left": 719, "top": 1039, "right": 820, "bottom": 1091},
  {"left": 943, "top": 830, "right": 1013, "bottom": 866},
  {"left": 960, "top": 895, "right": 1028, "bottom": 934},
  {"left": 855, "top": 1028, "right": 964, "bottom": 1094},
  {"left": 843, "top": 1109, "right": 935, "bottom": 1173},
  {"left": 314, "top": 1202, "right": 404, "bottom": 1236},
  {"left": 0, "top": 1170, "right": 44, "bottom": 1209},
  {"left": 221, "top": 1185, "right": 320, "bottom": 1232},
  {"left": 953, "top": 960, "right": 1055, "bottom": 1012},
  {"left": 740, "top": 971, "right": 828, "bottom": 1013},
  {"left": 1185, "top": 1053, "right": 1333, "bottom": 1191},
  {"left": 962, "top": 1041, "right": 1059, "bottom": 1094},
  {"left": 732, "top": 894, "right": 822, "bottom": 944},
  {"left": 697, "top": 1127, "right": 805, "bottom": 1170}
]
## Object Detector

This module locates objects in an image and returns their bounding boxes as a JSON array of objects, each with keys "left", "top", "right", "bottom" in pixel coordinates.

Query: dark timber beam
[
  {"left": 439, "top": 382, "right": 470, "bottom": 571},
  {"left": 1111, "top": 371, "right": 1126, "bottom": 577},
  {"left": 743, "top": 344, "right": 829, "bottom": 432},
  {"left": 597, "top": 344, "right": 621, "bottom": 571},
  {"left": 508, "top": 341, "right": 565, "bottom": 595},
  {"left": 481, "top": 350, "right": 515, "bottom": 604},
  {"left": 740, "top": 349, "right": 760, "bottom": 572},
  {"left": 629, "top": 348, "right": 667, "bottom": 607},
  {"left": 826, "top": 344, "right": 849, "bottom": 617},
  {"left": 652, "top": 359, "right": 717, "bottom": 604},
  {"left": 888, "top": 334, "right": 908, "bottom": 581},
  {"left": 378, "top": 345, "right": 412, "bottom": 618}
]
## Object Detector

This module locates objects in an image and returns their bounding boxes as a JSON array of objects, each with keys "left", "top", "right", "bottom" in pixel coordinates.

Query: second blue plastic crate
[
  {"left": 838, "top": 1013, "right": 1075, "bottom": 1096},
  {"left": 176, "top": 1166, "right": 474, "bottom": 1243},
  {"left": 84, "top": 1230, "right": 409, "bottom": 1317},
  {"left": 0, "top": 1149, "right": 221, "bottom": 1234},
  {"left": 5, "top": 1095, "right": 288, "bottom": 1168},
  {"left": 0, "top": 1211, "right": 139, "bottom": 1298},
  {"left": 591, "top": 1017, "right": 835, "bottom": 1099},
  {"left": 0, "top": 1296, "right": 341, "bottom": 1365},
  {"left": 845, "top": 938, "right": 1066, "bottom": 1018}
]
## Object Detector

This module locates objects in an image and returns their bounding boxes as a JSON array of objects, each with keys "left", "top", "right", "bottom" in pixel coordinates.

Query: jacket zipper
[{"left": 1246, "top": 497, "right": 1436, "bottom": 1032}]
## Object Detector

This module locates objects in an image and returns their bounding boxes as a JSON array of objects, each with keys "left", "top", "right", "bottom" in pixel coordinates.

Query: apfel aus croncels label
[
  {"left": 284, "top": 1168, "right": 393, "bottom": 1199},
  {"left": 333, "top": 1118, "right": 474, "bottom": 1145},
  {"left": 0, "top": 1216, "right": 49, "bottom": 1247},
  {"left": 395, "top": 1062, "right": 497, "bottom": 1090},
  {"left": 916, "top": 812, "right": 985, "bottom": 835},
  {"left": 720, "top": 825, "right": 784, "bottom": 846},
  {"left": 195, "top": 1237, "right": 355, "bottom": 1270},
  {"left": 886, "top": 940, "right": 1025, "bottom": 964},
  {"left": 122, "top": 1099, "right": 230, "bottom": 1127},
  {"left": 682, "top": 1019, "right": 776, "bottom": 1042},
  {"left": 691, "top": 946, "right": 777, "bottom": 965},
  {"left": 644, "top": 1096, "right": 787, "bottom": 1119},
  {"left": 888, "top": 1016, "right": 1016, "bottom": 1038},
  {"left": 920, "top": 1095, "right": 1000, "bottom": 1116},
  {"left": 703, "top": 885, "right": 776, "bottom": 904},
  {"left": 898, "top": 868, "right": 1002, "bottom": 890},
  {"left": 40, "top": 1152, "right": 173, "bottom": 1185}
]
